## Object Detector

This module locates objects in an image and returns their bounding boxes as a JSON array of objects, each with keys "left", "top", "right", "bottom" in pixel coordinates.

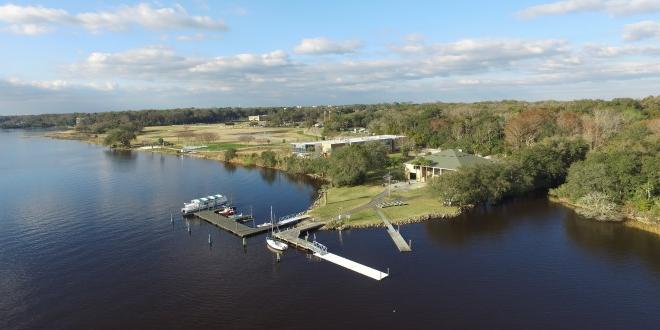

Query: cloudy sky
[{"left": 1, "top": 0, "right": 660, "bottom": 115}]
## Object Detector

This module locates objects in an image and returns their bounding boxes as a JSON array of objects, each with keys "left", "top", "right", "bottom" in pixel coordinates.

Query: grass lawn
[
  {"left": 383, "top": 187, "right": 460, "bottom": 224},
  {"left": 309, "top": 184, "right": 383, "bottom": 221},
  {"left": 310, "top": 183, "right": 460, "bottom": 227},
  {"left": 205, "top": 143, "right": 245, "bottom": 151}
]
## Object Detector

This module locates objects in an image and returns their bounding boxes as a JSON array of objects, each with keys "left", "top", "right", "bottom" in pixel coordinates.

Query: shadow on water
[
  {"left": 103, "top": 149, "right": 138, "bottom": 169},
  {"left": 564, "top": 211, "right": 660, "bottom": 274},
  {"left": 258, "top": 167, "right": 278, "bottom": 185},
  {"left": 423, "top": 195, "right": 556, "bottom": 247},
  {"left": 222, "top": 161, "right": 237, "bottom": 173}
]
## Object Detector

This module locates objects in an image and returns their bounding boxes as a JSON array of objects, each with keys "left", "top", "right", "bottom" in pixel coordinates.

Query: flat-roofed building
[
  {"left": 291, "top": 135, "right": 406, "bottom": 157},
  {"left": 248, "top": 115, "right": 266, "bottom": 122}
]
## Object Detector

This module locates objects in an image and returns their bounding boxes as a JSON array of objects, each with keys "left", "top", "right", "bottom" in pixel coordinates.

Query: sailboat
[{"left": 266, "top": 206, "right": 288, "bottom": 251}]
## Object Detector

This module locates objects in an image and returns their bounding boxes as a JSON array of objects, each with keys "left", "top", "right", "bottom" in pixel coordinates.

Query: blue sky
[{"left": 1, "top": 0, "right": 660, "bottom": 115}]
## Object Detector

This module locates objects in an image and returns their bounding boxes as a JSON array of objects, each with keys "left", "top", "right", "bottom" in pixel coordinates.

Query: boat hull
[{"left": 266, "top": 238, "right": 288, "bottom": 251}]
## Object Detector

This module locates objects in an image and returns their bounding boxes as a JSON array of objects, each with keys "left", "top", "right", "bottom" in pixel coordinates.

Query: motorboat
[
  {"left": 216, "top": 206, "right": 236, "bottom": 216},
  {"left": 181, "top": 194, "right": 228, "bottom": 215}
]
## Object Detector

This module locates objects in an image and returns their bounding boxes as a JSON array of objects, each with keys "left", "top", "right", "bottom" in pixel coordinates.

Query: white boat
[
  {"left": 257, "top": 221, "right": 273, "bottom": 228},
  {"left": 266, "top": 238, "right": 288, "bottom": 251},
  {"left": 181, "top": 194, "right": 228, "bottom": 215}
]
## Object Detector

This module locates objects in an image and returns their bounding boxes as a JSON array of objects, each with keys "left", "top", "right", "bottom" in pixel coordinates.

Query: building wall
[{"left": 405, "top": 164, "right": 453, "bottom": 182}]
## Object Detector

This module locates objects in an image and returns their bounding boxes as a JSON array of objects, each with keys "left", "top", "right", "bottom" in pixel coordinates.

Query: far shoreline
[{"left": 43, "top": 128, "right": 659, "bottom": 235}]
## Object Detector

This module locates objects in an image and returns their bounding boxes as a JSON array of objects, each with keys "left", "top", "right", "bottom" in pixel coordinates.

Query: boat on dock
[
  {"left": 216, "top": 206, "right": 236, "bottom": 216},
  {"left": 181, "top": 194, "right": 228, "bottom": 215}
]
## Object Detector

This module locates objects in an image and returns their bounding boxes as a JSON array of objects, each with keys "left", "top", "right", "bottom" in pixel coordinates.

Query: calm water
[{"left": 1, "top": 130, "right": 660, "bottom": 329}]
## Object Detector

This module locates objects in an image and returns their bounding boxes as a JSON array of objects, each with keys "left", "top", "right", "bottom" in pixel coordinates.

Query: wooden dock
[
  {"left": 194, "top": 210, "right": 310, "bottom": 237},
  {"left": 375, "top": 208, "right": 412, "bottom": 252},
  {"left": 273, "top": 222, "right": 389, "bottom": 281}
]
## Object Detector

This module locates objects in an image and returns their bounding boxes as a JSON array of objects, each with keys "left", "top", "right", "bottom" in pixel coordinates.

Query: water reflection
[
  {"left": 564, "top": 212, "right": 660, "bottom": 274},
  {"left": 424, "top": 197, "right": 555, "bottom": 246},
  {"left": 258, "top": 167, "right": 278, "bottom": 185}
]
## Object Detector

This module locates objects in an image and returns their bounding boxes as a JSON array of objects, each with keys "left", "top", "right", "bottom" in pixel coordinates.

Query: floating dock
[
  {"left": 375, "top": 208, "right": 412, "bottom": 252},
  {"left": 194, "top": 210, "right": 309, "bottom": 237},
  {"left": 314, "top": 252, "right": 388, "bottom": 281},
  {"left": 273, "top": 223, "right": 389, "bottom": 281}
]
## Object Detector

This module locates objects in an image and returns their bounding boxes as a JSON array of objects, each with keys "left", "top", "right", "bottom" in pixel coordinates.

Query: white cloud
[
  {"left": 176, "top": 33, "right": 206, "bottom": 41},
  {"left": 517, "top": 0, "right": 660, "bottom": 19},
  {"left": 0, "top": 3, "right": 227, "bottom": 35},
  {"left": 623, "top": 20, "right": 660, "bottom": 41},
  {"left": 190, "top": 50, "right": 292, "bottom": 73},
  {"left": 6, "top": 35, "right": 660, "bottom": 114},
  {"left": 294, "top": 37, "right": 362, "bottom": 55},
  {"left": 4, "top": 23, "right": 51, "bottom": 35}
]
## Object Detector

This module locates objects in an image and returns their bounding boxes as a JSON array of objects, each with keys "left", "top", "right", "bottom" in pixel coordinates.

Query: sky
[{"left": 1, "top": 0, "right": 660, "bottom": 115}]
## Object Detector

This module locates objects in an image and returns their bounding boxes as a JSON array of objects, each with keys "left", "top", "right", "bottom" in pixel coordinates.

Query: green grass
[
  {"left": 205, "top": 143, "right": 245, "bottom": 151},
  {"left": 309, "top": 184, "right": 383, "bottom": 221},
  {"left": 382, "top": 187, "right": 460, "bottom": 224},
  {"left": 343, "top": 208, "right": 380, "bottom": 227},
  {"left": 295, "top": 130, "right": 320, "bottom": 140}
]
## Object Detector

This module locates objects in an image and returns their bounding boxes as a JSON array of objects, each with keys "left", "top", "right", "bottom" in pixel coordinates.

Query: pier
[
  {"left": 375, "top": 208, "right": 412, "bottom": 252},
  {"left": 273, "top": 223, "right": 389, "bottom": 281},
  {"left": 194, "top": 210, "right": 310, "bottom": 237}
]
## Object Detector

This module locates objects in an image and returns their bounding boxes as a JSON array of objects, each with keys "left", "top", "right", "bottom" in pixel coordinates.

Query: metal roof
[
  {"left": 291, "top": 135, "right": 405, "bottom": 147},
  {"left": 408, "top": 149, "right": 491, "bottom": 171}
]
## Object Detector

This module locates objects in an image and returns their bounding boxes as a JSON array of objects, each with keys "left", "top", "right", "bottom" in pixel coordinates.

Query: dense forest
[{"left": 2, "top": 96, "right": 658, "bottom": 221}]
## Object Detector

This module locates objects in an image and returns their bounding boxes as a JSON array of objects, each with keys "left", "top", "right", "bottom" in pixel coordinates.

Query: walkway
[
  {"left": 273, "top": 221, "right": 389, "bottom": 281},
  {"left": 375, "top": 208, "right": 412, "bottom": 252},
  {"left": 194, "top": 210, "right": 309, "bottom": 237}
]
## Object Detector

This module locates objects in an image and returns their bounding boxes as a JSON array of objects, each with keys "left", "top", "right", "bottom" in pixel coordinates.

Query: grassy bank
[{"left": 309, "top": 182, "right": 460, "bottom": 228}]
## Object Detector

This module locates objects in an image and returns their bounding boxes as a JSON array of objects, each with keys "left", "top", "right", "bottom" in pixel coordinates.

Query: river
[{"left": 1, "top": 129, "right": 659, "bottom": 329}]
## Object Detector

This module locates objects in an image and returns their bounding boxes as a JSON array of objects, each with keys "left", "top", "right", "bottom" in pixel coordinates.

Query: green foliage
[
  {"left": 329, "top": 145, "right": 370, "bottom": 186},
  {"left": 429, "top": 162, "right": 512, "bottom": 206},
  {"left": 430, "top": 138, "right": 589, "bottom": 207},
  {"left": 553, "top": 124, "right": 659, "bottom": 218},
  {"left": 103, "top": 126, "right": 138, "bottom": 148},
  {"left": 327, "top": 143, "right": 390, "bottom": 186},
  {"left": 224, "top": 147, "right": 237, "bottom": 161},
  {"left": 260, "top": 151, "right": 277, "bottom": 167}
]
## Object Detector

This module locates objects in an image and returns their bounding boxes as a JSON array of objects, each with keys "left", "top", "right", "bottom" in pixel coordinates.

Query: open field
[
  {"left": 136, "top": 124, "right": 323, "bottom": 152},
  {"left": 49, "top": 124, "right": 324, "bottom": 155}
]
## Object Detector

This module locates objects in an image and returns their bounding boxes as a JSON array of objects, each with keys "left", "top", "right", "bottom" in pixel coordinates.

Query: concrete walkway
[{"left": 375, "top": 208, "right": 412, "bottom": 252}]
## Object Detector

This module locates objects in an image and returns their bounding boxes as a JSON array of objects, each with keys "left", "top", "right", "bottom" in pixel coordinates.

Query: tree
[
  {"left": 103, "top": 128, "right": 136, "bottom": 148},
  {"left": 556, "top": 112, "right": 582, "bottom": 136},
  {"left": 260, "top": 151, "right": 277, "bottom": 167},
  {"left": 329, "top": 145, "right": 369, "bottom": 186},
  {"left": 224, "top": 148, "right": 237, "bottom": 161},
  {"left": 504, "top": 109, "right": 552, "bottom": 149},
  {"left": 362, "top": 141, "right": 389, "bottom": 169}
]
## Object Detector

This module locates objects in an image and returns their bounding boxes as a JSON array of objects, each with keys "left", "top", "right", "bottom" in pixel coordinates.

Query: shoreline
[
  {"left": 45, "top": 129, "right": 658, "bottom": 235},
  {"left": 45, "top": 129, "right": 462, "bottom": 230},
  {"left": 549, "top": 196, "right": 660, "bottom": 237}
]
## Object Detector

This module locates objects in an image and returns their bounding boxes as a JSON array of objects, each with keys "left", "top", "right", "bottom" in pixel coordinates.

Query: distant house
[
  {"left": 248, "top": 115, "right": 266, "bottom": 122},
  {"left": 291, "top": 135, "right": 406, "bottom": 157},
  {"left": 404, "top": 149, "right": 491, "bottom": 182}
]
